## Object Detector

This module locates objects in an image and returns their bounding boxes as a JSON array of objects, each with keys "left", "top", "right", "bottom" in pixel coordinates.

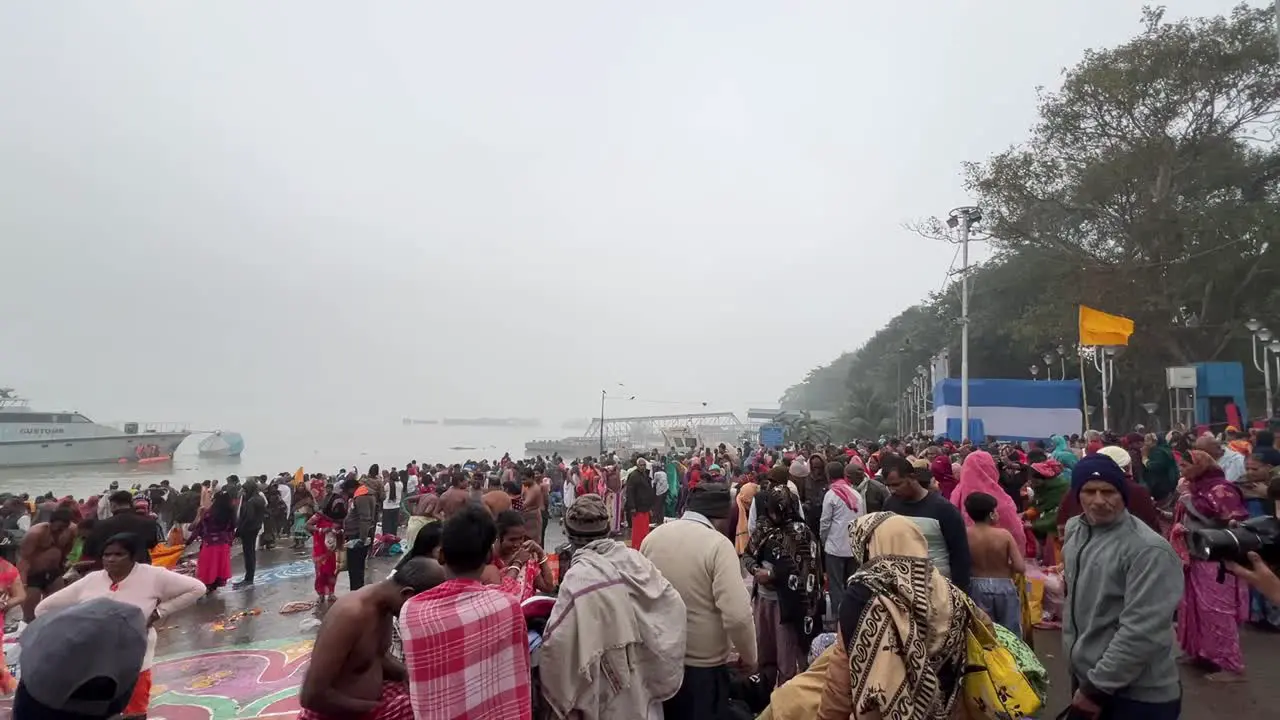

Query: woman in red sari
[
  {"left": 190, "top": 490, "right": 237, "bottom": 594},
  {"left": 0, "top": 556, "right": 26, "bottom": 694},
  {"left": 481, "top": 510, "right": 553, "bottom": 601},
  {"left": 1173, "top": 449, "right": 1250, "bottom": 682},
  {"left": 307, "top": 493, "right": 347, "bottom": 602},
  {"left": 309, "top": 473, "right": 328, "bottom": 507}
]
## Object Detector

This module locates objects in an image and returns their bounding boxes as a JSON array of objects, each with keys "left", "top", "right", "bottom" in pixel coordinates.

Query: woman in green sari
[
  {"left": 1143, "top": 432, "right": 1180, "bottom": 506},
  {"left": 1027, "top": 459, "right": 1069, "bottom": 566}
]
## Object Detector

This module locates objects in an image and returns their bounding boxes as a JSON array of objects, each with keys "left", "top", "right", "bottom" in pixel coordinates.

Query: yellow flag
[
  {"left": 1079, "top": 305, "right": 1134, "bottom": 346},
  {"left": 294, "top": 466, "right": 305, "bottom": 488}
]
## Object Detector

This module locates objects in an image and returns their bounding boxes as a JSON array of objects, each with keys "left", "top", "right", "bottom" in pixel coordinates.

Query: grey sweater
[{"left": 1062, "top": 510, "right": 1183, "bottom": 704}]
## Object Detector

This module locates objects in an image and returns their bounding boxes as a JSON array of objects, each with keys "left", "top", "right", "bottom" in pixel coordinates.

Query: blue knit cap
[{"left": 1070, "top": 453, "right": 1128, "bottom": 505}]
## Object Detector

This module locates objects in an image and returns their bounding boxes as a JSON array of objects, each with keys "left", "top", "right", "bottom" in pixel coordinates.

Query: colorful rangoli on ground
[
  {"left": 1, "top": 636, "right": 312, "bottom": 720},
  {"left": 149, "top": 636, "right": 312, "bottom": 719}
]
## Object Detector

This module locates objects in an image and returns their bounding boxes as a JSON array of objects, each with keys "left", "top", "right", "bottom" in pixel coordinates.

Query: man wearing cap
[
  {"left": 1062, "top": 453, "right": 1183, "bottom": 719},
  {"left": 14, "top": 597, "right": 149, "bottom": 720},
  {"left": 542, "top": 494, "right": 687, "bottom": 719},
  {"left": 641, "top": 482, "right": 756, "bottom": 720},
  {"left": 1057, "top": 445, "right": 1161, "bottom": 536}
]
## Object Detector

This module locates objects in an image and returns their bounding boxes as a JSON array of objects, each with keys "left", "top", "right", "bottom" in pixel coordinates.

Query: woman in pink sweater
[{"left": 36, "top": 532, "right": 206, "bottom": 719}]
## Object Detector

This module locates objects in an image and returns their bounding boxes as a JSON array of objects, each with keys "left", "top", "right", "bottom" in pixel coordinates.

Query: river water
[{"left": 0, "top": 422, "right": 577, "bottom": 499}]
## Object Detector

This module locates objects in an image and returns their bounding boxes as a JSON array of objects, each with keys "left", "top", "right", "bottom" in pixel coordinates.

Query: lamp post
[
  {"left": 907, "top": 380, "right": 916, "bottom": 436},
  {"left": 917, "top": 365, "right": 930, "bottom": 435},
  {"left": 1030, "top": 364, "right": 1040, "bottom": 381},
  {"left": 1271, "top": 340, "right": 1280, "bottom": 410},
  {"left": 947, "top": 206, "right": 983, "bottom": 440},
  {"left": 599, "top": 384, "right": 634, "bottom": 456},
  {"left": 1042, "top": 353, "right": 1055, "bottom": 380},
  {"left": 1057, "top": 344, "right": 1067, "bottom": 380},
  {"left": 1091, "top": 347, "right": 1118, "bottom": 432},
  {"left": 912, "top": 378, "right": 923, "bottom": 435},
  {"left": 1141, "top": 402, "right": 1159, "bottom": 433},
  {"left": 895, "top": 346, "right": 907, "bottom": 437},
  {"left": 1246, "top": 319, "right": 1275, "bottom": 420}
]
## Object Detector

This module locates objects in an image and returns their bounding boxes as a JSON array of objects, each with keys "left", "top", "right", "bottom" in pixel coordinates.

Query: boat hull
[{"left": 0, "top": 433, "right": 189, "bottom": 468}]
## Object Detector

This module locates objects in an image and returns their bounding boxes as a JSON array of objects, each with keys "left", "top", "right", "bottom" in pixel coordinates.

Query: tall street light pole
[
  {"left": 1272, "top": 340, "right": 1280, "bottom": 412},
  {"left": 1246, "top": 319, "right": 1275, "bottom": 420},
  {"left": 895, "top": 346, "right": 907, "bottom": 437},
  {"left": 947, "top": 207, "right": 982, "bottom": 441},
  {"left": 599, "top": 383, "right": 633, "bottom": 456}
]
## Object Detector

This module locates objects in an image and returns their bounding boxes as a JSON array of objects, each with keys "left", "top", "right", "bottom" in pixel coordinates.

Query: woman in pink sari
[
  {"left": 949, "top": 450, "right": 1026, "bottom": 553},
  {"left": 1173, "top": 450, "right": 1249, "bottom": 682}
]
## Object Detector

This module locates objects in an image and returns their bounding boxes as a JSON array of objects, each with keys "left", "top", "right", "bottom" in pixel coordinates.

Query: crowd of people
[{"left": 2, "top": 425, "right": 1280, "bottom": 719}]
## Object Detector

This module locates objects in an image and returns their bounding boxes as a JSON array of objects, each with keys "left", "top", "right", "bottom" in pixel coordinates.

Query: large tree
[{"left": 783, "top": 4, "right": 1280, "bottom": 432}]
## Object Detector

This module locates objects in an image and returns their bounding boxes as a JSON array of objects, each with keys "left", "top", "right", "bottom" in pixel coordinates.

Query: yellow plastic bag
[
  {"left": 1023, "top": 572, "right": 1045, "bottom": 627},
  {"left": 961, "top": 606, "right": 1042, "bottom": 719}
]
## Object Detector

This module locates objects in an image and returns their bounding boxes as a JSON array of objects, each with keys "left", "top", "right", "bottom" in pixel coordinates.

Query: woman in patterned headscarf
[
  {"left": 816, "top": 512, "right": 971, "bottom": 719},
  {"left": 742, "top": 484, "right": 823, "bottom": 688}
]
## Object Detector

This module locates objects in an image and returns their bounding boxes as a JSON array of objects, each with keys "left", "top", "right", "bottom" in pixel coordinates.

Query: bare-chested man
[
  {"left": 410, "top": 486, "right": 438, "bottom": 519},
  {"left": 481, "top": 477, "right": 512, "bottom": 518},
  {"left": 963, "top": 491, "right": 1026, "bottom": 638},
  {"left": 299, "top": 557, "right": 445, "bottom": 720},
  {"left": 18, "top": 507, "right": 76, "bottom": 622},
  {"left": 434, "top": 474, "right": 471, "bottom": 522}
]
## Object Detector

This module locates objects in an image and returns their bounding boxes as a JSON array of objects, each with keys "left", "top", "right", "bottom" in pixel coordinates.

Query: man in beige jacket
[{"left": 641, "top": 482, "right": 756, "bottom": 720}]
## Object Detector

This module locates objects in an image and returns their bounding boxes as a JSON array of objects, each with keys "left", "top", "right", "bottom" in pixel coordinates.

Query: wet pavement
[
  {"left": 3, "top": 518, "right": 1279, "bottom": 718},
  {"left": 1035, "top": 623, "right": 1279, "bottom": 718},
  {"left": 4, "top": 541, "right": 396, "bottom": 720}
]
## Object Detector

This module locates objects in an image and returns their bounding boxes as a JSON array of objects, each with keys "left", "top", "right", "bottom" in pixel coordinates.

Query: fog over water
[
  {"left": 0, "top": 423, "right": 557, "bottom": 499},
  {"left": 0, "top": 1, "right": 1238, "bottom": 497}
]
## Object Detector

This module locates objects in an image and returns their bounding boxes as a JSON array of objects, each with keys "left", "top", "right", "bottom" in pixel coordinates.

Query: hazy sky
[{"left": 0, "top": 1, "right": 1246, "bottom": 431}]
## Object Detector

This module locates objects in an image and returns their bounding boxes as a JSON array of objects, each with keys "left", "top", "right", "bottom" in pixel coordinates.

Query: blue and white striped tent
[{"left": 932, "top": 379, "right": 1082, "bottom": 442}]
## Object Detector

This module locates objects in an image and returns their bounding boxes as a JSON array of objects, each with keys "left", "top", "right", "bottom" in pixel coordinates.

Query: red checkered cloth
[
  {"left": 297, "top": 681, "right": 412, "bottom": 720},
  {"left": 400, "top": 578, "right": 532, "bottom": 720}
]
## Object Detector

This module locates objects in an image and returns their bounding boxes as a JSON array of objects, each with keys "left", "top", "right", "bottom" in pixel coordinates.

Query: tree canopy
[{"left": 782, "top": 4, "right": 1280, "bottom": 436}]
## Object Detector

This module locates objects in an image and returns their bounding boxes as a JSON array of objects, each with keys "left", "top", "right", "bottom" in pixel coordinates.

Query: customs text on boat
[{"left": 0, "top": 388, "right": 189, "bottom": 468}]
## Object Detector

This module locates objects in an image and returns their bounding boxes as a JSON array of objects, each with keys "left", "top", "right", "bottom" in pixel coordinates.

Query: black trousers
[
  {"left": 382, "top": 507, "right": 400, "bottom": 536},
  {"left": 824, "top": 554, "right": 859, "bottom": 616},
  {"left": 239, "top": 529, "right": 259, "bottom": 582},
  {"left": 347, "top": 542, "right": 369, "bottom": 591},
  {"left": 663, "top": 665, "right": 730, "bottom": 720}
]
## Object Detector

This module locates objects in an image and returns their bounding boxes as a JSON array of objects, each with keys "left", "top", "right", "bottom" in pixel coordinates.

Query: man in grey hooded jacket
[{"left": 1062, "top": 453, "right": 1183, "bottom": 719}]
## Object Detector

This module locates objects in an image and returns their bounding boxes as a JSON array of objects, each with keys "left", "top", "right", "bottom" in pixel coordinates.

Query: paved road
[
  {"left": 6, "top": 518, "right": 1279, "bottom": 718},
  {"left": 1035, "top": 623, "right": 1278, "bottom": 718}
]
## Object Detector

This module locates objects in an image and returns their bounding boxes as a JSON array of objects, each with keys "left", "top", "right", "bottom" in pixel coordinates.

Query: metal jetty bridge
[{"left": 582, "top": 411, "right": 752, "bottom": 446}]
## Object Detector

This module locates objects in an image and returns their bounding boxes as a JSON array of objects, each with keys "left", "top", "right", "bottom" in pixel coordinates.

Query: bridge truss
[{"left": 583, "top": 412, "right": 751, "bottom": 447}]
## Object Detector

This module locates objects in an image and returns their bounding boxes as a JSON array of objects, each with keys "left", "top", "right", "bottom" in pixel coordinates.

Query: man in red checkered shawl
[
  {"left": 400, "top": 503, "right": 533, "bottom": 719},
  {"left": 298, "top": 557, "right": 445, "bottom": 720}
]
